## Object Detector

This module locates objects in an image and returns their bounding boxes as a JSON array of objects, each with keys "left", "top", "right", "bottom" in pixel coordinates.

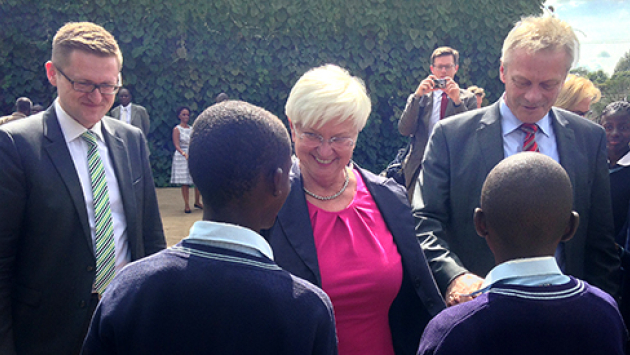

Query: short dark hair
[
  {"left": 598, "top": 101, "right": 630, "bottom": 124},
  {"left": 175, "top": 106, "right": 190, "bottom": 118},
  {"left": 481, "top": 153, "right": 573, "bottom": 252},
  {"left": 15, "top": 97, "right": 32, "bottom": 114},
  {"left": 188, "top": 101, "right": 291, "bottom": 209}
]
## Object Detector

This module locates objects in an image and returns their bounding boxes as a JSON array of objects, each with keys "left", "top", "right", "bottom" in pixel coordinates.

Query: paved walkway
[{"left": 156, "top": 187, "right": 202, "bottom": 246}]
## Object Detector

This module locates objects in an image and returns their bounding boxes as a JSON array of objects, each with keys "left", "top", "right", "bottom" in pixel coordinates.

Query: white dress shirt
[{"left": 55, "top": 100, "right": 131, "bottom": 273}]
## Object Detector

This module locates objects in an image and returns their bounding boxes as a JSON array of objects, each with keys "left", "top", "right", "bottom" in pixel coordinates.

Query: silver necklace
[{"left": 303, "top": 168, "right": 349, "bottom": 201}]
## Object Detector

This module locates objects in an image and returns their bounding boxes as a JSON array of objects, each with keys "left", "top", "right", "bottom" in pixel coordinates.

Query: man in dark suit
[
  {"left": 413, "top": 15, "right": 620, "bottom": 305},
  {"left": 398, "top": 46, "right": 477, "bottom": 200},
  {"left": 110, "top": 88, "right": 150, "bottom": 138},
  {"left": 0, "top": 22, "right": 166, "bottom": 355}
]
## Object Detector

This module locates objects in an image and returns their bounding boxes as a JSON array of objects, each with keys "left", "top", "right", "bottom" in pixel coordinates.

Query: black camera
[{"left": 433, "top": 79, "right": 446, "bottom": 89}]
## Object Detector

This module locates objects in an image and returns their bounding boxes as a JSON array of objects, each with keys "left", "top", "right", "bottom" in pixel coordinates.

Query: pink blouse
[{"left": 308, "top": 169, "right": 403, "bottom": 355}]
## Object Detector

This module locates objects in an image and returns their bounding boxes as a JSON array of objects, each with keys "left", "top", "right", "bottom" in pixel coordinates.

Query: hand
[
  {"left": 415, "top": 75, "right": 437, "bottom": 97},
  {"left": 442, "top": 77, "right": 462, "bottom": 105},
  {"left": 445, "top": 273, "right": 483, "bottom": 307}
]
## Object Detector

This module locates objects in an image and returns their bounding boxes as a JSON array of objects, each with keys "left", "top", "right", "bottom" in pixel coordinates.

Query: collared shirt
[
  {"left": 55, "top": 100, "right": 131, "bottom": 273},
  {"left": 480, "top": 256, "right": 570, "bottom": 291},
  {"left": 610, "top": 150, "right": 630, "bottom": 173},
  {"left": 184, "top": 220, "right": 274, "bottom": 260},
  {"left": 121, "top": 103, "right": 132, "bottom": 124},
  {"left": 429, "top": 90, "right": 446, "bottom": 135},
  {"left": 500, "top": 95, "right": 559, "bottom": 163}
]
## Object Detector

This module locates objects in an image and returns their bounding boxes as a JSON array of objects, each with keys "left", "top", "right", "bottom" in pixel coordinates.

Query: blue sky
[{"left": 544, "top": 0, "right": 630, "bottom": 75}]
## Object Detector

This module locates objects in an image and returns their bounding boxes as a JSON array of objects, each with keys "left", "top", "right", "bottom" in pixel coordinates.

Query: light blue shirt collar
[
  {"left": 499, "top": 95, "right": 553, "bottom": 138},
  {"left": 481, "top": 256, "right": 569, "bottom": 290},
  {"left": 184, "top": 221, "right": 274, "bottom": 260}
]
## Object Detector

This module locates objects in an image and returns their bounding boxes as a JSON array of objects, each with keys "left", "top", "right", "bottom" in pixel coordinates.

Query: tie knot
[
  {"left": 520, "top": 123, "right": 538, "bottom": 134},
  {"left": 81, "top": 130, "right": 97, "bottom": 145}
]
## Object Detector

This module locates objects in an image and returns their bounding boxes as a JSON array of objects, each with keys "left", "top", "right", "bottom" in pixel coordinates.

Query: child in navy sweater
[
  {"left": 417, "top": 152, "right": 626, "bottom": 355},
  {"left": 82, "top": 101, "right": 337, "bottom": 355}
]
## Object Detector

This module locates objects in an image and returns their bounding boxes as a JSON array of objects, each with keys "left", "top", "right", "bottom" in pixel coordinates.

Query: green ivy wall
[{"left": 0, "top": 0, "right": 543, "bottom": 185}]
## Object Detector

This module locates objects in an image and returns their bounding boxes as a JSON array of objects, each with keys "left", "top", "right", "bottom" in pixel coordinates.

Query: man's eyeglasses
[
  {"left": 55, "top": 66, "right": 121, "bottom": 95},
  {"left": 298, "top": 131, "right": 355, "bottom": 150},
  {"left": 433, "top": 64, "right": 456, "bottom": 71}
]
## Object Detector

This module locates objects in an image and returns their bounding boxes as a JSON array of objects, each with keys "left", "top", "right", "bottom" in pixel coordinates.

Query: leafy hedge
[{"left": 0, "top": 0, "right": 543, "bottom": 185}]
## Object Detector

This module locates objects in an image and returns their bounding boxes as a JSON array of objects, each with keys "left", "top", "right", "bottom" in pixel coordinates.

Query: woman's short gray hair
[{"left": 285, "top": 64, "right": 371, "bottom": 131}]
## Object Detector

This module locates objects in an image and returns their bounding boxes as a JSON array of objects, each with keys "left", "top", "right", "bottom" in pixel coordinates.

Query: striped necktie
[
  {"left": 520, "top": 123, "right": 539, "bottom": 152},
  {"left": 82, "top": 131, "right": 116, "bottom": 294}
]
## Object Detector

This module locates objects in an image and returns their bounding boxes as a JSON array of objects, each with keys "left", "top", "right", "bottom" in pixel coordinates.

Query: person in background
[
  {"left": 0, "top": 97, "right": 32, "bottom": 125},
  {"left": 417, "top": 153, "right": 626, "bottom": 355},
  {"left": 398, "top": 46, "right": 477, "bottom": 200},
  {"left": 413, "top": 15, "right": 619, "bottom": 305},
  {"left": 31, "top": 103, "right": 44, "bottom": 115},
  {"left": 215, "top": 92, "right": 229, "bottom": 103},
  {"left": 171, "top": 106, "right": 202, "bottom": 213},
  {"left": 466, "top": 85, "right": 486, "bottom": 109},
  {"left": 554, "top": 73, "right": 601, "bottom": 117},
  {"left": 598, "top": 101, "right": 630, "bottom": 340},
  {"left": 110, "top": 87, "right": 151, "bottom": 138},
  {"left": 0, "top": 22, "right": 165, "bottom": 355},
  {"left": 265, "top": 64, "right": 445, "bottom": 355},
  {"left": 82, "top": 100, "right": 338, "bottom": 355}
]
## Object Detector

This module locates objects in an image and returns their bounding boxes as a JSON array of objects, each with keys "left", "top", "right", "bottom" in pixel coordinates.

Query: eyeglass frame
[
  {"left": 296, "top": 130, "right": 356, "bottom": 150},
  {"left": 432, "top": 64, "right": 457, "bottom": 71},
  {"left": 55, "top": 66, "right": 121, "bottom": 95}
]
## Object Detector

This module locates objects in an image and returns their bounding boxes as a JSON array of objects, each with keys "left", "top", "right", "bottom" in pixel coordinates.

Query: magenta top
[{"left": 308, "top": 169, "right": 403, "bottom": 355}]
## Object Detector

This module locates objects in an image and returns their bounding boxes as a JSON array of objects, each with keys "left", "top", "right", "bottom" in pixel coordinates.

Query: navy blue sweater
[
  {"left": 418, "top": 277, "right": 626, "bottom": 355},
  {"left": 82, "top": 241, "right": 337, "bottom": 354}
]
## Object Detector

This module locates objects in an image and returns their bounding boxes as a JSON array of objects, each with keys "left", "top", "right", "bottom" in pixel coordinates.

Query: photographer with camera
[{"left": 398, "top": 46, "right": 477, "bottom": 200}]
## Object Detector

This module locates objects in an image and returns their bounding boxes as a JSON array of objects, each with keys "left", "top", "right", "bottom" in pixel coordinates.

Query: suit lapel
[
  {"left": 101, "top": 119, "right": 139, "bottom": 257},
  {"left": 476, "top": 103, "right": 505, "bottom": 174},
  {"left": 276, "top": 163, "right": 322, "bottom": 284},
  {"left": 551, "top": 109, "right": 579, "bottom": 198},
  {"left": 42, "top": 108, "right": 94, "bottom": 252}
]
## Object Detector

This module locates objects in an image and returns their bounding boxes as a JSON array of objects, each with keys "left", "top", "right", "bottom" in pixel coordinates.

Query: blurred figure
[
  {"left": 215, "top": 92, "right": 229, "bottom": 103},
  {"left": 554, "top": 74, "right": 601, "bottom": 117},
  {"left": 110, "top": 87, "right": 150, "bottom": 137},
  {"left": 170, "top": 106, "right": 202, "bottom": 213},
  {"left": 417, "top": 153, "right": 625, "bottom": 355},
  {"left": 0, "top": 97, "right": 32, "bottom": 125},
  {"left": 82, "top": 101, "right": 338, "bottom": 355},
  {"left": 466, "top": 85, "right": 486, "bottom": 108},
  {"left": 266, "top": 64, "right": 445, "bottom": 355},
  {"left": 31, "top": 103, "right": 44, "bottom": 115}
]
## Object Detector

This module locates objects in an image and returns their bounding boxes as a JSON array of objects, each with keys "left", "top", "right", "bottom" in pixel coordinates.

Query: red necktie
[
  {"left": 520, "top": 123, "right": 539, "bottom": 152},
  {"left": 440, "top": 92, "right": 448, "bottom": 119}
]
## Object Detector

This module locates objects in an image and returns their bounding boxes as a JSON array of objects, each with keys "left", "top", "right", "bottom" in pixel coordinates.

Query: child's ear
[
  {"left": 473, "top": 208, "right": 488, "bottom": 238},
  {"left": 561, "top": 211, "right": 579, "bottom": 242}
]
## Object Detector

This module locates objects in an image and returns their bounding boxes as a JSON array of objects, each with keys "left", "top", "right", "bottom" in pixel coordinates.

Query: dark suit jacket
[
  {"left": 110, "top": 103, "right": 150, "bottom": 137},
  {"left": 0, "top": 106, "right": 166, "bottom": 355},
  {"left": 398, "top": 89, "right": 477, "bottom": 195},
  {"left": 413, "top": 101, "right": 620, "bottom": 297},
  {"left": 265, "top": 162, "right": 445, "bottom": 355}
]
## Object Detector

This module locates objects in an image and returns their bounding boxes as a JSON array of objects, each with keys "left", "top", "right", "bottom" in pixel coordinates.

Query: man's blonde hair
[
  {"left": 431, "top": 47, "right": 459, "bottom": 66},
  {"left": 554, "top": 74, "right": 601, "bottom": 111},
  {"left": 501, "top": 15, "right": 578, "bottom": 72},
  {"left": 52, "top": 22, "right": 123, "bottom": 70}
]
